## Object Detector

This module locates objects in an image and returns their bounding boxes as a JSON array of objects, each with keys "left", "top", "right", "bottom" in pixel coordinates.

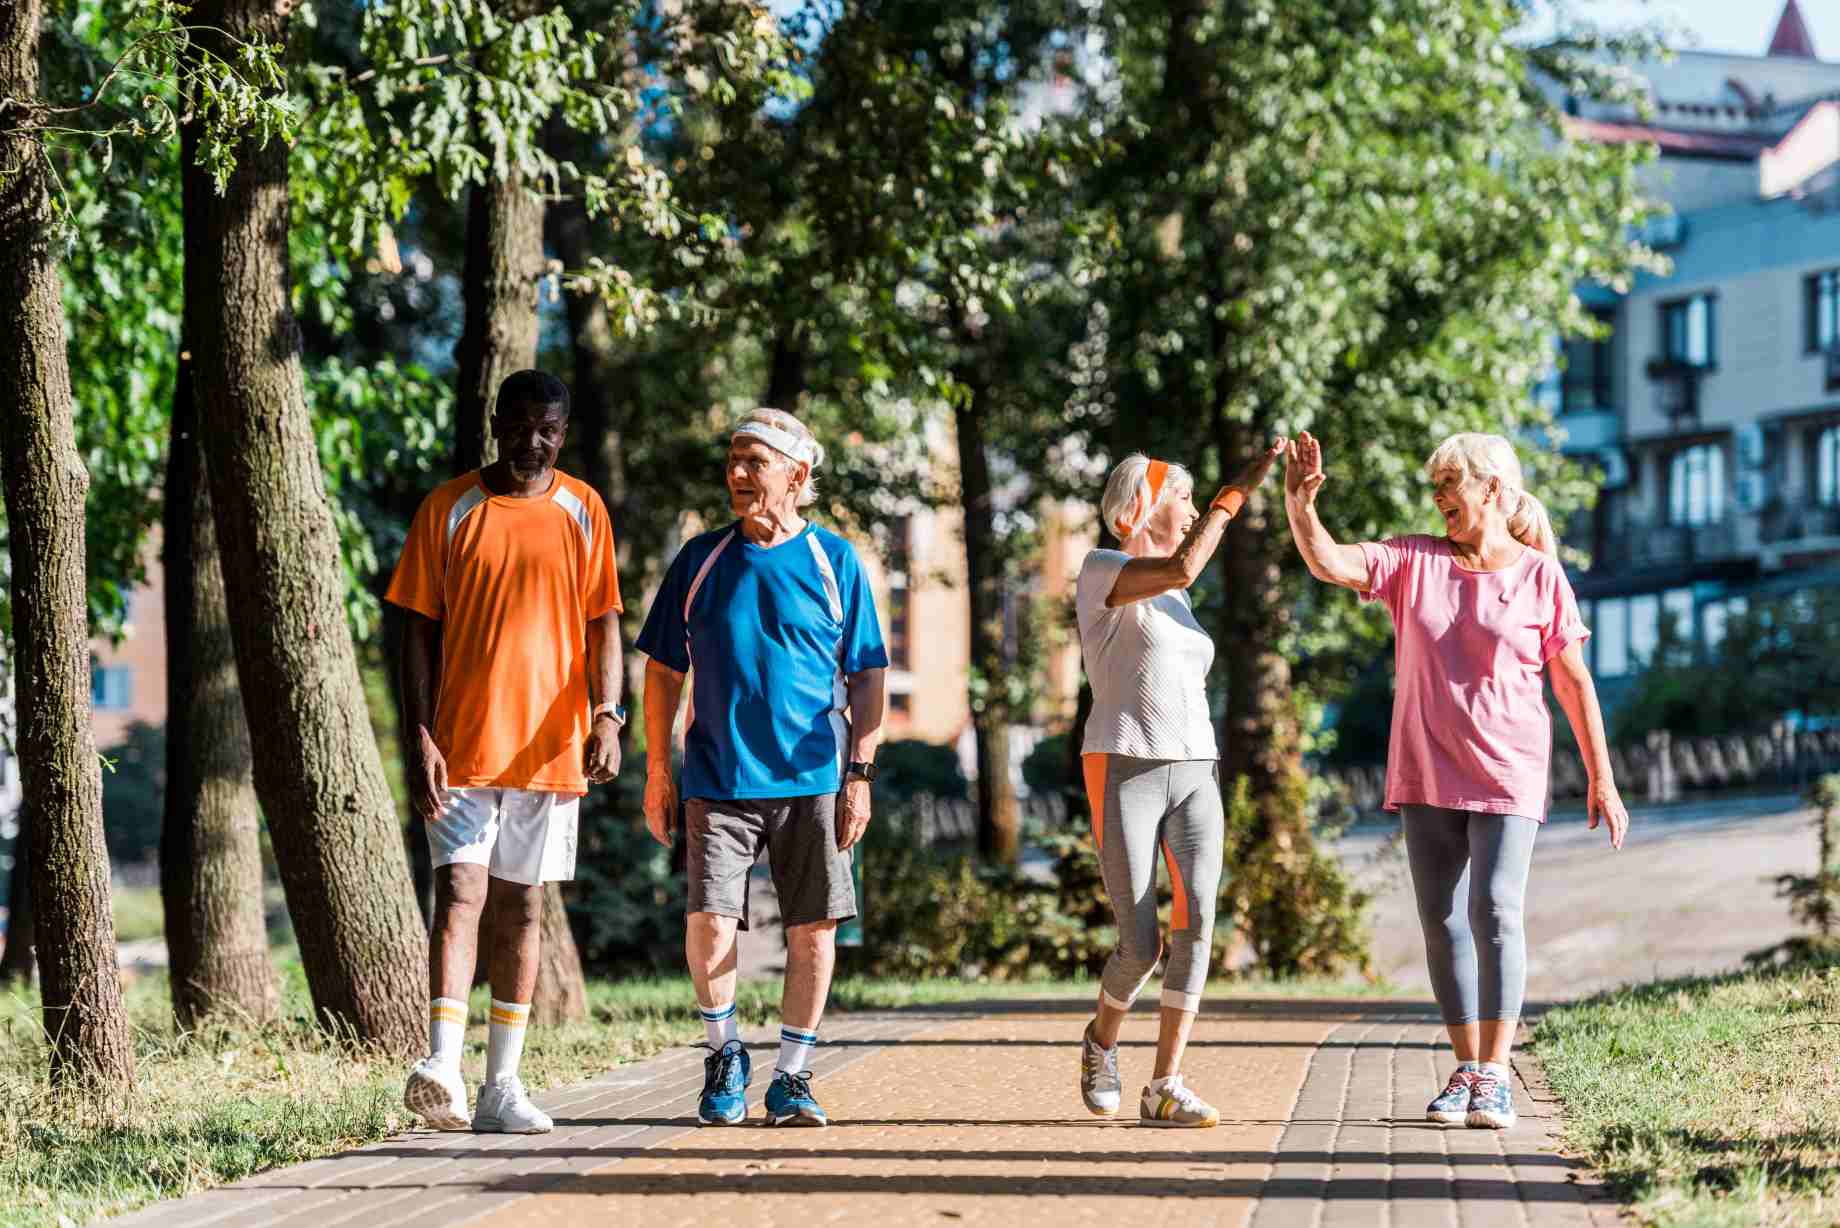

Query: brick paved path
[{"left": 111, "top": 999, "right": 1616, "bottom": 1228}]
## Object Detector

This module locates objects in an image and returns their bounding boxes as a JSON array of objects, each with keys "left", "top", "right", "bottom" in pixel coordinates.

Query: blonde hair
[
  {"left": 1424, "top": 433, "right": 1556, "bottom": 555},
  {"left": 734, "top": 406, "right": 824, "bottom": 508},
  {"left": 1099, "top": 453, "right": 1194, "bottom": 543}
]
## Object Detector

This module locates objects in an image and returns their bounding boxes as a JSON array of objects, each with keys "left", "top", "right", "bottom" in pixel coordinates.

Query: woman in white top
[{"left": 1071, "top": 441, "right": 1283, "bottom": 1128}]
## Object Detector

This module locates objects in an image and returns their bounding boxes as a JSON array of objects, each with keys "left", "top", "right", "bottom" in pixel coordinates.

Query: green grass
[
  {"left": 1534, "top": 954, "right": 1840, "bottom": 1228},
  {"left": 110, "top": 887, "right": 166, "bottom": 944}
]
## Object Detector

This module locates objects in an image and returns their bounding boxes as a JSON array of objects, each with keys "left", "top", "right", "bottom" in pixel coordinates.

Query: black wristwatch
[{"left": 846, "top": 760, "right": 878, "bottom": 783}]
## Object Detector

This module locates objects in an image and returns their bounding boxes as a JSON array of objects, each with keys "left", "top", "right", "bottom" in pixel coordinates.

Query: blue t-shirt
[{"left": 637, "top": 521, "right": 889, "bottom": 801}]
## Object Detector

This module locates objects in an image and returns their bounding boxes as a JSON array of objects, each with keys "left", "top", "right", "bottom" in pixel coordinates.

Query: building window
[
  {"left": 1668, "top": 444, "right": 1726, "bottom": 526},
  {"left": 1596, "top": 597, "right": 1629, "bottom": 676},
  {"left": 1630, "top": 593, "right": 1660, "bottom": 667},
  {"left": 1660, "top": 293, "right": 1716, "bottom": 368},
  {"left": 886, "top": 516, "right": 912, "bottom": 671},
  {"left": 1561, "top": 309, "right": 1614, "bottom": 412},
  {"left": 91, "top": 665, "right": 133, "bottom": 711},
  {"left": 1819, "top": 425, "right": 1840, "bottom": 507},
  {"left": 1807, "top": 270, "right": 1840, "bottom": 353}
]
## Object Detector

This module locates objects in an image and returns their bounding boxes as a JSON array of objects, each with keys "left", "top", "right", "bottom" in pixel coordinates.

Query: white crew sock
[
  {"left": 777, "top": 1023, "right": 818, "bottom": 1074},
  {"left": 1455, "top": 1060, "right": 1480, "bottom": 1073},
  {"left": 700, "top": 1000, "right": 739, "bottom": 1048},
  {"left": 429, "top": 997, "right": 467, "bottom": 1069},
  {"left": 486, "top": 999, "right": 531, "bottom": 1083},
  {"left": 1148, "top": 1073, "right": 1184, "bottom": 1095}
]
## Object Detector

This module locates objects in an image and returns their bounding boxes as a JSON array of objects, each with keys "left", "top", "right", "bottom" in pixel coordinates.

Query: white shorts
[{"left": 426, "top": 788, "right": 580, "bottom": 885}]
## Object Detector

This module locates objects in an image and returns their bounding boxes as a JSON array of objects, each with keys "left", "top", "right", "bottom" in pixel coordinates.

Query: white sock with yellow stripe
[
  {"left": 429, "top": 997, "right": 467, "bottom": 1070},
  {"left": 486, "top": 999, "right": 531, "bottom": 1083}
]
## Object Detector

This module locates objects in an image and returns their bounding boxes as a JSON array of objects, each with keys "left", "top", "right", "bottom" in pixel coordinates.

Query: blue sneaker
[
  {"left": 1426, "top": 1066, "right": 1478, "bottom": 1124},
  {"left": 1465, "top": 1067, "right": 1516, "bottom": 1129},
  {"left": 764, "top": 1069, "right": 828, "bottom": 1127},
  {"left": 697, "top": 1040, "right": 750, "bottom": 1125}
]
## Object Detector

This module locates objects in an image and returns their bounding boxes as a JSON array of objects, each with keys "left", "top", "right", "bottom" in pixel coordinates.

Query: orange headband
[{"left": 1113, "top": 459, "right": 1171, "bottom": 539}]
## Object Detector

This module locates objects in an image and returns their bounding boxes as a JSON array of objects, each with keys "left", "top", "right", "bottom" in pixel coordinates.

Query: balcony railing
[
  {"left": 1601, "top": 518, "right": 1740, "bottom": 569},
  {"left": 1761, "top": 502, "right": 1840, "bottom": 544}
]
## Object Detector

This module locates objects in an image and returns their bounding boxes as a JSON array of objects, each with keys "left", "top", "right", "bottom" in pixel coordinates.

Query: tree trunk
[
  {"left": 183, "top": 0, "right": 427, "bottom": 1055},
  {"left": 160, "top": 349, "right": 279, "bottom": 1029},
  {"left": 453, "top": 173, "right": 546, "bottom": 472},
  {"left": 764, "top": 331, "right": 806, "bottom": 412},
  {"left": 953, "top": 380, "right": 1022, "bottom": 863},
  {"left": 530, "top": 884, "right": 587, "bottom": 1026},
  {"left": 552, "top": 197, "right": 629, "bottom": 522},
  {"left": 0, "top": 806, "right": 35, "bottom": 986},
  {"left": 0, "top": 0, "right": 135, "bottom": 1088},
  {"left": 455, "top": 152, "right": 587, "bottom": 1023}
]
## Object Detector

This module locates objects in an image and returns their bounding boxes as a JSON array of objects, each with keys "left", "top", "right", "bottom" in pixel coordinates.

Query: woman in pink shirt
[{"left": 1283, "top": 431, "right": 1629, "bottom": 1131}]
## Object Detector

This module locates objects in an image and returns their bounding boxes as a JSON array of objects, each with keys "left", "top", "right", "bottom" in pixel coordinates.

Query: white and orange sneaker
[{"left": 1139, "top": 1075, "right": 1219, "bottom": 1128}]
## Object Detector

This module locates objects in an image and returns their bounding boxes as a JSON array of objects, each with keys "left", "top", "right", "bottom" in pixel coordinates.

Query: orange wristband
[{"left": 1211, "top": 489, "right": 1245, "bottom": 518}]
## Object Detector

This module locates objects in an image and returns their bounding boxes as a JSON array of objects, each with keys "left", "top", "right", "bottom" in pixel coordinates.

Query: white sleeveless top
[{"left": 1074, "top": 549, "right": 1218, "bottom": 761}]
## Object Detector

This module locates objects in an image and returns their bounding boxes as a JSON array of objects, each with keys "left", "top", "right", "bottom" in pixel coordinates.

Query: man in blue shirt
[{"left": 638, "top": 407, "right": 887, "bottom": 1129}]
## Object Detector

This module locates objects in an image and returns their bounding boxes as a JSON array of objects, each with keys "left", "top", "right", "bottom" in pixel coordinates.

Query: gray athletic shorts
[{"left": 685, "top": 793, "right": 858, "bottom": 929}]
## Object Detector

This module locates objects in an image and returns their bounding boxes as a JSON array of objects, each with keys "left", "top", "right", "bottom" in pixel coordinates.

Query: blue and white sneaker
[
  {"left": 1465, "top": 1067, "right": 1517, "bottom": 1129},
  {"left": 1426, "top": 1066, "right": 1478, "bottom": 1124},
  {"left": 764, "top": 1069, "right": 828, "bottom": 1127},
  {"left": 697, "top": 1039, "right": 751, "bottom": 1125}
]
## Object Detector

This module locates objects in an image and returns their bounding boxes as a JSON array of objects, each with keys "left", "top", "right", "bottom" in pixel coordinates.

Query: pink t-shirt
[{"left": 1360, "top": 535, "right": 1590, "bottom": 820}]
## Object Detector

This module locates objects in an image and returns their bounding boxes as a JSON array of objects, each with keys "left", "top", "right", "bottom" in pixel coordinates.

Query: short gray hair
[{"left": 733, "top": 407, "right": 825, "bottom": 508}]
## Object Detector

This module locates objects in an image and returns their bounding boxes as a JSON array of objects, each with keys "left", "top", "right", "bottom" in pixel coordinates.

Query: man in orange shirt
[{"left": 385, "top": 370, "right": 624, "bottom": 1135}]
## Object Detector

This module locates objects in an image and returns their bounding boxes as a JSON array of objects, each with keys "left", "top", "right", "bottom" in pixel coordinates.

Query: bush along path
[{"left": 99, "top": 995, "right": 1614, "bottom": 1228}]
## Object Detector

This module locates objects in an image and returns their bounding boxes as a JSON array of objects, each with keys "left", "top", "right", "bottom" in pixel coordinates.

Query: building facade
[{"left": 1543, "top": 0, "right": 1840, "bottom": 705}]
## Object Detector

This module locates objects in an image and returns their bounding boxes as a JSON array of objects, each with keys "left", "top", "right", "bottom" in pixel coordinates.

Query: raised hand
[
  {"left": 1285, "top": 430, "right": 1328, "bottom": 507},
  {"left": 1227, "top": 437, "right": 1288, "bottom": 496}
]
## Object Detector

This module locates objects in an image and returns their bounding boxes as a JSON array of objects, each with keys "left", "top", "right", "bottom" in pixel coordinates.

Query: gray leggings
[
  {"left": 1401, "top": 805, "right": 1539, "bottom": 1026},
  {"left": 1084, "top": 754, "right": 1224, "bottom": 1012}
]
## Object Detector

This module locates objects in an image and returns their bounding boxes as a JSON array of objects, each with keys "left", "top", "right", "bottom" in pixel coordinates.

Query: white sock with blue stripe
[
  {"left": 700, "top": 999, "right": 738, "bottom": 1048},
  {"left": 777, "top": 1023, "right": 818, "bottom": 1075}
]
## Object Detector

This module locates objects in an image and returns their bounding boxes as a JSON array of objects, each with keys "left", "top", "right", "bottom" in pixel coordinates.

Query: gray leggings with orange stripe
[{"left": 1083, "top": 754, "right": 1224, "bottom": 1013}]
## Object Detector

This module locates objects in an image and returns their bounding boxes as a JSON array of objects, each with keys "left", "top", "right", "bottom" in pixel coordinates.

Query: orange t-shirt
[{"left": 384, "top": 469, "right": 622, "bottom": 795}]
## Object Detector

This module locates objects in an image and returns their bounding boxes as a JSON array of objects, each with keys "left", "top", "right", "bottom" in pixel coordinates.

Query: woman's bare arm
[
  {"left": 1547, "top": 639, "right": 1629, "bottom": 849},
  {"left": 1282, "top": 431, "right": 1370, "bottom": 591},
  {"left": 1106, "top": 439, "right": 1286, "bottom": 607}
]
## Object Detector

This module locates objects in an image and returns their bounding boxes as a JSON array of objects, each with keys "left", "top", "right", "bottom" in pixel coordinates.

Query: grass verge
[
  {"left": 1533, "top": 953, "right": 1840, "bottom": 1228},
  {"left": 1, "top": 963, "right": 1382, "bottom": 1226}
]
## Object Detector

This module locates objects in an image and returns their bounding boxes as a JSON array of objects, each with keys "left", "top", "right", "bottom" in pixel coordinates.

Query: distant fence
[{"left": 1319, "top": 724, "right": 1840, "bottom": 819}]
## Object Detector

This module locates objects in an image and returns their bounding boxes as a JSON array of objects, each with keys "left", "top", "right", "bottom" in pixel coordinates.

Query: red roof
[
  {"left": 1769, "top": 0, "right": 1817, "bottom": 59},
  {"left": 1561, "top": 116, "right": 1773, "bottom": 161}
]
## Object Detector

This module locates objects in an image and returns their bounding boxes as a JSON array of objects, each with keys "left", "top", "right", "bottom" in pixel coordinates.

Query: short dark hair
[{"left": 495, "top": 369, "right": 569, "bottom": 418}]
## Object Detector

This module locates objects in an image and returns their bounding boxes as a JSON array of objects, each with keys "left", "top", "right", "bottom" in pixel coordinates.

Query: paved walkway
[{"left": 111, "top": 998, "right": 1615, "bottom": 1228}]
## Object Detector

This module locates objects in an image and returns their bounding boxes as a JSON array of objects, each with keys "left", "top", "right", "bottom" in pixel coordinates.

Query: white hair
[
  {"left": 1099, "top": 453, "right": 1194, "bottom": 543},
  {"left": 1424, "top": 433, "right": 1556, "bottom": 555},
  {"left": 733, "top": 407, "right": 824, "bottom": 508}
]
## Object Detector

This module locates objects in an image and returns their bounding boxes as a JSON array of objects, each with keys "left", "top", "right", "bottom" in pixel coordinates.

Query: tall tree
[
  {"left": 159, "top": 345, "right": 278, "bottom": 1030},
  {"left": 183, "top": 0, "right": 427, "bottom": 1053},
  {"left": 0, "top": 0, "right": 135, "bottom": 1088}
]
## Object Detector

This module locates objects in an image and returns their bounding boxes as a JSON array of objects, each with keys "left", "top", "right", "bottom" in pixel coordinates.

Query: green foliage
[
  {"left": 569, "top": 772, "right": 685, "bottom": 972},
  {"left": 99, "top": 721, "right": 165, "bottom": 866},
  {"left": 1749, "top": 775, "right": 1840, "bottom": 970},
  {"left": 1020, "top": 732, "right": 1073, "bottom": 798},
  {"left": 1615, "top": 592, "right": 1840, "bottom": 741},
  {"left": 875, "top": 739, "right": 969, "bottom": 803},
  {"left": 1221, "top": 774, "right": 1373, "bottom": 978}
]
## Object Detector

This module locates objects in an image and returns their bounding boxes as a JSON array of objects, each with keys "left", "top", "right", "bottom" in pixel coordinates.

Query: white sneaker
[
  {"left": 1139, "top": 1075, "right": 1220, "bottom": 1128},
  {"left": 403, "top": 1058, "right": 469, "bottom": 1131},
  {"left": 472, "top": 1075, "right": 553, "bottom": 1134},
  {"left": 1079, "top": 1022, "right": 1121, "bottom": 1116}
]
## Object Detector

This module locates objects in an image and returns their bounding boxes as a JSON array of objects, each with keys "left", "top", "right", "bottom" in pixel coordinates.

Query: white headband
[{"left": 732, "top": 420, "right": 817, "bottom": 468}]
